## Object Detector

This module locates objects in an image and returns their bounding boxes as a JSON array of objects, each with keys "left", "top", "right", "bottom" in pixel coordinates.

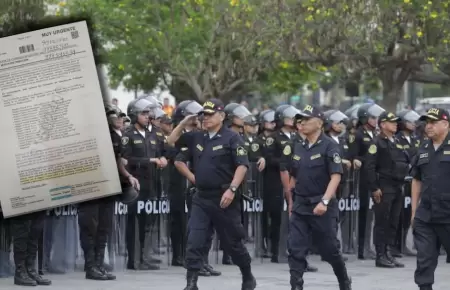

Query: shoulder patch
[
  {"left": 121, "top": 137, "right": 129, "bottom": 145},
  {"left": 333, "top": 153, "right": 341, "bottom": 163},
  {"left": 237, "top": 146, "right": 247, "bottom": 156},
  {"left": 251, "top": 143, "right": 259, "bottom": 152},
  {"left": 348, "top": 134, "right": 355, "bottom": 143},
  {"left": 283, "top": 145, "right": 291, "bottom": 155},
  {"left": 368, "top": 144, "right": 377, "bottom": 154},
  {"left": 293, "top": 155, "right": 300, "bottom": 160}
]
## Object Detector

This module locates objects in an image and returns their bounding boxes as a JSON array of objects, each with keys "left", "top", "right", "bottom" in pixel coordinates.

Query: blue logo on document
[{"left": 49, "top": 186, "right": 72, "bottom": 201}]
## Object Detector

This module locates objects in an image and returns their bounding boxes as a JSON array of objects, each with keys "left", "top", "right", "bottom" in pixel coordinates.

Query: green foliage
[{"left": 0, "top": 0, "right": 47, "bottom": 36}]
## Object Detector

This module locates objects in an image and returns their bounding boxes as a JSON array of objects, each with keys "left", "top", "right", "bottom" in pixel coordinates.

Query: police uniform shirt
[
  {"left": 262, "top": 130, "right": 291, "bottom": 168},
  {"left": 365, "top": 134, "right": 410, "bottom": 194},
  {"left": 243, "top": 134, "right": 263, "bottom": 162},
  {"left": 175, "top": 126, "right": 249, "bottom": 190},
  {"left": 411, "top": 133, "right": 450, "bottom": 223},
  {"left": 350, "top": 127, "right": 374, "bottom": 164},
  {"left": 396, "top": 131, "right": 420, "bottom": 160},
  {"left": 110, "top": 128, "right": 122, "bottom": 159},
  {"left": 286, "top": 134, "right": 343, "bottom": 214},
  {"left": 120, "top": 127, "right": 163, "bottom": 177}
]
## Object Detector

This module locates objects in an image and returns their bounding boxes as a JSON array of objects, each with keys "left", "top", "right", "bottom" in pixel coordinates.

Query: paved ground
[{"left": 1, "top": 255, "right": 449, "bottom": 289}]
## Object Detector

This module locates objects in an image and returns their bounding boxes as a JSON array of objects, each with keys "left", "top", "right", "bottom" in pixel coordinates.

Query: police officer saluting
[
  {"left": 365, "top": 112, "right": 408, "bottom": 268},
  {"left": 167, "top": 99, "right": 256, "bottom": 290},
  {"left": 411, "top": 108, "right": 450, "bottom": 290},
  {"left": 282, "top": 105, "right": 351, "bottom": 290}
]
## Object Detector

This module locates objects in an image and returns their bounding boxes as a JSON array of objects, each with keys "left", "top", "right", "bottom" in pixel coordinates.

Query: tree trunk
[{"left": 381, "top": 84, "right": 401, "bottom": 112}]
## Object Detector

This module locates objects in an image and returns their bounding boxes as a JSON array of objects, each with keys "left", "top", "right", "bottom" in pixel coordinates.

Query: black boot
[
  {"left": 204, "top": 264, "right": 221, "bottom": 276},
  {"left": 14, "top": 263, "right": 37, "bottom": 286},
  {"left": 96, "top": 248, "right": 116, "bottom": 280},
  {"left": 375, "top": 245, "right": 395, "bottom": 268},
  {"left": 171, "top": 256, "right": 184, "bottom": 267},
  {"left": 85, "top": 251, "right": 108, "bottom": 280},
  {"left": 240, "top": 266, "right": 256, "bottom": 290},
  {"left": 26, "top": 256, "right": 51, "bottom": 285},
  {"left": 419, "top": 285, "right": 433, "bottom": 290},
  {"left": 198, "top": 267, "right": 211, "bottom": 277},
  {"left": 184, "top": 270, "right": 199, "bottom": 290},
  {"left": 140, "top": 248, "right": 160, "bottom": 270},
  {"left": 290, "top": 276, "right": 304, "bottom": 290},
  {"left": 222, "top": 252, "right": 232, "bottom": 265},
  {"left": 386, "top": 245, "right": 404, "bottom": 268},
  {"left": 339, "top": 278, "right": 352, "bottom": 290}
]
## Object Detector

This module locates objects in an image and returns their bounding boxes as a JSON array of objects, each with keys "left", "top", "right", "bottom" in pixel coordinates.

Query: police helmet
[
  {"left": 274, "top": 105, "right": 301, "bottom": 128},
  {"left": 357, "top": 103, "right": 385, "bottom": 119},
  {"left": 258, "top": 109, "right": 275, "bottom": 124},
  {"left": 344, "top": 104, "right": 361, "bottom": 119},
  {"left": 397, "top": 109, "right": 420, "bottom": 131},
  {"left": 127, "top": 98, "right": 154, "bottom": 123},
  {"left": 324, "top": 110, "right": 349, "bottom": 132},
  {"left": 224, "top": 103, "right": 252, "bottom": 120},
  {"left": 137, "top": 94, "right": 162, "bottom": 108},
  {"left": 172, "top": 100, "right": 203, "bottom": 124},
  {"left": 244, "top": 115, "right": 258, "bottom": 126}
]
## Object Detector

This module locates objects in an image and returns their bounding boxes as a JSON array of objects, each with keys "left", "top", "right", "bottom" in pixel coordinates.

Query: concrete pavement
[{"left": 0, "top": 255, "right": 448, "bottom": 289}]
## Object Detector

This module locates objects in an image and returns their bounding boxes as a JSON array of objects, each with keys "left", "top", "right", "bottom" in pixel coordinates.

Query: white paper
[{"left": 0, "top": 21, "right": 121, "bottom": 217}]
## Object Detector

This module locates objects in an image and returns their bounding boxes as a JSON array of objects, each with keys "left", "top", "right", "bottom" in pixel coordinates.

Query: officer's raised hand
[
  {"left": 313, "top": 201, "right": 328, "bottom": 216},
  {"left": 220, "top": 188, "right": 235, "bottom": 208},
  {"left": 257, "top": 157, "right": 266, "bottom": 171},
  {"left": 372, "top": 189, "right": 382, "bottom": 203}
]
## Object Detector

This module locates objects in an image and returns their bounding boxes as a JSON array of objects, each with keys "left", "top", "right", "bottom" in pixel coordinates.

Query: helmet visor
[
  {"left": 232, "top": 105, "right": 252, "bottom": 119},
  {"left": 402, "top": 110, "right": 420, "bottom": 123},
  {"left": 367, "top": 104, "right": 385, "bottom": 118},
  {"left": 152, "top": 107, "right": 166, "bottom": 119},
  {"left": 262, "top": 111, "right": 275, "bottom": 122},
  {"left": 283, "top": 106, "right": 301, "bottom": 118},
  {"left": 134, "top": 99, "right": 153, "bottom": 112},
  {"left": 185, "top": 101, "right": 203, "bottom": 115},
  {"left": 328, "top": 111, "right": 349, "bottom": 123}
]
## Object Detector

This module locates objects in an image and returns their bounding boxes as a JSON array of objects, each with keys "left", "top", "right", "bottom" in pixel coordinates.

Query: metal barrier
[{"left": 0, "top": 165, "right": 418, "bottom": 278}]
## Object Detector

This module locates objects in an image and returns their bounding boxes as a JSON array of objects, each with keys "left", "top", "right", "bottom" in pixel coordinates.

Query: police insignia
[
  {"left": 121, "top": 137, "right": 129, "bottom": 145},
  {"left": 348, "top": 134, "right": 355, "bottom": 143},
  {"left": 368, "top": 144, "right": 377, "bottom": 154},
  {"left": 251, "top": 143, "right": 259, "bottom": 152},
  {"left": 237, "top": 146, "right": 247, "bottom": 156},
  {"left": 333, "top": 153, "right": 341, "bottom": 163},
  {"left": 266, "top": 137, "right": 274, "bottom": 146},
  {"left": 283, "top": 145, "right": 291, "bottom": 155}
]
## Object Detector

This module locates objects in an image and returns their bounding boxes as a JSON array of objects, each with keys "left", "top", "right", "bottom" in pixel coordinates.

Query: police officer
[
  {"left": 242, "top": 115, "right": 266, "bottom": 243},
  {"left": 121, "top": 98, "right": 168, "bottom": 270},
  {"left": 395, "top": 109, "right": 421, "bottom": 257},
  {"left": 123, "top": 116, "right": 131, "bottom": 129},
  {"left": 323, "top": 110, "right": 352, "bottom": 261},
  {"left": 351, "top": 103, "right": 385, "bottom": 260},
  {"left": 411, "top": 108, "right": 450, "bottom": 290},
  {"left": 166, "top": 101, "right": 202, "bottom": 267},
  {"left": 168, "top": 99, "right": 256, "bottom": 290},
  {"left": 282, "top": 105, "right": 351, "bottom": 290},
  {"left": 221, "top": 103, "right": 253, "bottom": 264},
  {"left": 172, "top": 101, "right": 221, "bottom": 276},
  {"left": 365, "top": 111, "right": 409, "bottom": 268},
  {"left": 261, "top": 104, "right": 298, "bottom": 263}
]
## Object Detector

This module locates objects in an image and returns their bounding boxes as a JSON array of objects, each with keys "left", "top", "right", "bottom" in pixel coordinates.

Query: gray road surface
[{"left": 0, "top": 256, "right": 448, "bottom": 289}]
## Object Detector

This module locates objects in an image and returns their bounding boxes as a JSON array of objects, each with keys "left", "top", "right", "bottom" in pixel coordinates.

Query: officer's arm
[
  {"left": 174, "top": 149, "right": 195, "bottom": 184},
  {"left": 352, "top": 132, "right": 364, "bottom": 163},
  {"left": 365, "top": 141, "right": 379, "bottom": 193},
  {"left": 120, "top": 136, "right": 151, "bottom": 167},
  {"left": 323, "top": 144, "right": 343, "bottom": 200},
  {"left": 410, "top": 156, "right": 422, "bottom": 219},
  {"left": 279, "top": 143, "right": 292, "bottom": 195},
  {"left": 230, "top": 134, "right": 249, "bottom": 187},
  {"left": 117, "top": 157, "right": 133, "bottom": 178},
  {"left": 168, "top": 121, "right": 192, "bottom": 147}
]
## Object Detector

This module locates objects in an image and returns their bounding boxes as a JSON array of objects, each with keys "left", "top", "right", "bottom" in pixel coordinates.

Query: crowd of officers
[{"left": 6, "top": 93, "right": 450, "bottom": 290}]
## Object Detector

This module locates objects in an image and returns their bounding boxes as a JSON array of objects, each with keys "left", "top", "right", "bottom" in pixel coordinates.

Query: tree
[
  {"left": 260, "top": 0, "right": 450, "bottom": 110},
  {"left": 58, "top": 0, "right": 278, "bottom": 102},
  {"left": 0, "top": 0, "right": 46, "bottom": 36}
]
